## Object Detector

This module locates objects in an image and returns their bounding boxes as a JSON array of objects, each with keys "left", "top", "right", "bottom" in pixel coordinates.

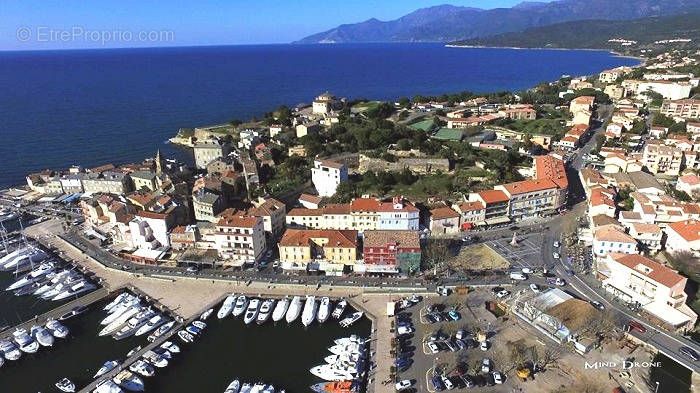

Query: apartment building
[
  {"left": 642, "top": 142, "right": 684, "bottom": 176},
  {"left": 214, "top": 213, "right": 266, "bottom": 266},
  {"left": 467, "top": 190, "right": 510, "bottom": 225},
  {"left": 495, "top": 179, "right": 560, "bottom": 221},
  {"left": 665, "top": 219, "right": 700, "bottom": 256},
  {"left": 660, "top": 99, "right": 700, "bottom": 120},
  {"left": 278, "top": 229, "right": 358, "bottom": 274},
  {"left": 194, "top": 137, "right": 232, "bottom": 169},
  {"left": 311, "top": 159, "right": 348, "bottom": 197},
  {"left": 362, "top": 230, "right": 421, "bottom": 273},
  {"left": 82, "top": 171, "right": 133, "bottom": 195},
  {"left": 593, "top": 225, "right": 638, "bottom": 259}
]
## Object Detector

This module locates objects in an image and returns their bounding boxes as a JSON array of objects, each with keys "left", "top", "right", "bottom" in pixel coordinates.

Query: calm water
[
  {"left": 0, "top": 290, "right": 370, "bottom": 393},
  {"left": 0, "top": 43, "right": 639, "bottom": 188}
]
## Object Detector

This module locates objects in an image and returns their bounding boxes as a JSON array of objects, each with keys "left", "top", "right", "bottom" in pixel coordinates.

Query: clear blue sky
[{"left": 2, "top": 1, "right": 553, "bottom": 50}]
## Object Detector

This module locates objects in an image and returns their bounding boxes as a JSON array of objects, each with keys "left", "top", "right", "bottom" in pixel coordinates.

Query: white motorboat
[
  {"left": 285, "top": 296, "right": 302, "bottom": 323},
  {"left": 324, "top": 352, "right": 363, "bottom": 364},
  {"left": 232, "top": 295, "right": 248, "bottom": 317},
  {"left": 113, "top": 308, "right": 156, "bottom": 340},
  {"left": 52, "top": 280, "right": 96, "bottom": 301},
  {"left": 31, "top": 324, "right": 55, "bottom": 347},
  {"left": 153, "top": 347, "right": 172, "bottom": 360},
  {"left": 332, "top": 301, "right": 353, "bottom": 320},
  {"left": 113, "top": 370, "right": 145, "bottom": 391},
  {"left": 334, "top": 335, "right": 366, "bottom": 346},
  {"left": 135, "top": 315, "right": 167, "bottom": 336},
  {"left": 250, "top": 383, "right": 266, "bottom": 393},
  {"left": 256, "top": 299, "right": 275, "bottom": 325},
  {"left": 185, "top": 325, "right": 201, "bottom": 336},
  {"left": 93, "top": 379, "right": 124, "bottom": 393},
  {"left": 142, "top": 350, "right": 168, "bottom": 368},
  {"left": 46, "top": 318, "right": 70, "bottom": 338},
  {"left": 160, "top": 341, "right": 180, "bottom": 353},
  {"left": 34, "top": 270, "right": 75, "bottom": 296},
  {"left": 129, "top": 360, "right": 155, "bottom": 377},
  {"left": 200, "top": 308, "right": 214, "bottom": 320},
  {"left": 243, "top": 299, "right": 261, "bottom": 324},
  {"left": 147, "top": 320, "right": 175, "bottom": 342},
  {"left": 218, "top": 294, "right": 237, "bottom": 319},
  {"left": 104, "top": 293, "right": 132, "bottom": 312},
  {"left": 100, "top": 298, "right": 141, "bottom": 325},
  {"left": 339, "top": 312, "right": 363, "bottom": 328},
  {"left": 328, "top": 343, "right": 365, "bottom": 357},
  {"left": 94, "top": 360, "right": 120, "bottom": 378},
  {"left": 301, "top": 296, "right": 318, "bottom": 327},
  {"left": 192, "top": 320, "right": 207, "bottom": 330},
  {"left": 13, "top": 328, "right": 39, "bottom": 353},
  {"left": 127, "top": 346, "right": 142, "bottom": 357},
  {"left": 262, "top": 385, "right": 275, "bottom": 393},
  {"left": 59, "top": 305, "right": 89, "bottom": 321},
  {"left": 178, "top": 330, "right": 194, "bottom": 343},
  {"left": 317, "top": 297, "right": 331, "bottom": 323},
  {"left": 240, "top": 383, "right": 252, "bottom": 393},
  {"left": 6, "top": 262, "right": 54, "bottom": 291},
  {"left": 271, "top": 297, "right": 290, "bottom": 322},
  {"left": 56, "top": 377, "right": 76, "bottom": 392},
  {"left": 309, "top": 364, "right": 355, "bottom": 381},
  {"left": 100, "top": 306, "right": 144, "bottom": 336},
  {"left": 0, "top": 340, "right": 21, "bottom": 361},
  {"left": 225, "top": 379, "right": 241, "bottom": 393}
]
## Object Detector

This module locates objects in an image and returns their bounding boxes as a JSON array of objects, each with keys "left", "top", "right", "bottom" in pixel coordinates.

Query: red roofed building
[
  {"left": 427, "top": 206, "right": 461, "bottom": 234},
  {"left": 665, "top": 219, "right": 700, "bottom": 256},
  {"left": 600, "top": 253, "right": 697, "bottom": 331},
  {"left": 215, "top": 212, "right": 266, "bottom": 266},
  {"left": 363, "top": 230, "right": 421, "bottom": 273},
  {"left": 495, "top": 179, "right": 561, "bottom": 221},
  {"left": 278, "top": 229, "right": 358, "bottom": 273},
  {"left": 534, "top": 155, "right": 568, "bottom": 208},
  {"left": 468, "top": 190, "right": 510, "bottom": 225}
]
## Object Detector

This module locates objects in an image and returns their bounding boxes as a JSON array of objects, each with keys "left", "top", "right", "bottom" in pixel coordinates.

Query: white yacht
[
  {"left": 285, "top": 296, "right": 302, "bottom": 323},
  {"left": 3, "top": 248, "right": 48, "bottom": 271},
  {"left": 262, "top": 385, "right": 275, "bottom": 393},
  {"left": 46, "top": 318, "right": 70, "bottom": 338},
  {"left": 232, "top": 295, "right": 248, "bottom": 317},
  {"left": 324, "top": 353, "right": 362, "bottom": 365},
  {"left": 271, "top": 297, "right": 290, "bottom": 322},
  {"left": 178, "top": 330, "right": 194, "bottom": 343},
  {"left": 200, "top": 308, "right": 214, "bottom": 320},
  {"left": 334, "top": 335, "right": 366, "bottom": 346},
  {"left": 339, "top": 312, "right": 363, "bottom": 328},
  {"left": 31, "top": 324, "right": 55, "bottom": 346},
  {"left": 13, "top": 328, "right": 39, "bottom": 353},
  {"left": 192, "top": 320, "right": 207, "bottom": 330},
  {"left": 129, "top": 360, "right": 155, "bottom": 377},
  {"left": 328, "top": 343, "right": 364, "bottom": 357},
  {"left": 6, "top": 261, "right": 54, "bottom": 291},
  {"left": 53, "top": 280, "right": 96, "bottom": 301},
  {"left": 160, "top": 341, "right": 180, "bottom": 353},
  {"left": 218, "top": 294, "right": 237, "bottom": 319},
  {"left": 100, "top": 305, "right": 144, "bottom": 336},
  {"left": 301, "top": 296, "right": 318, "bottom": 327},
  {"left": 55, "top": 377, "right": 76, "bottom": 392},
  {"left": 331, "top": 299, "right": 347, "bottom": 319},
  {"left": 250, "top": 383, "right": 266, "bottom": 393},
  {"left": 256, "top": 299, "right": 275, "bottom": 325},
  {"left": 147, "top": 320, "right": 175, "bottom": 342},
  {"left": 309, "top": 364, "right": 355, "bottom": 381},
  {"left": 113, "top": 370, "right": 145, "bottom": 392},
  {"left": 93, "top": 379, "right": 124, "bottom": 393},
  {"left": 94, "top": 360, "right": 120, "bottom": 378},
  {"left": 142, "top": 350, "right": 168, "bottom": 367},
  {"left": 135, "top": 315, "right": 167, "bottom": 336},
  {"left": 104, "top": 293, "right": 132, "bottom": 312},
  {"left": 113, "top": 308, "right": 155, "bottom": 340},
  {"left": 225, "top": 379, "right": 241, "bottom": 393},
  {"left": 243, "top": 299, "right": 261, "bottom": 324},
  {"left": 317, "top": 297, "right": 331, "bottom": 323},
  {"left": 0, "top": 340, "right": 21, "bottom": 361},
  {"left": 34, "top": 270, "right": 75, "bottom": 296},
  {"left": 100, "top": 298, "right": 141, "bottom": 325},
  {"left": 240, "top": 383, "right": 253, "bottom": 393}
]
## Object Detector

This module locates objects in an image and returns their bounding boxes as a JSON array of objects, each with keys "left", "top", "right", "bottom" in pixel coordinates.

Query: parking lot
[
  {"left": 486, "top": 233, "right": 546, "bottom": 271},
  {"left": 393, "top": 288, "right": 523, "bottom": 393}
]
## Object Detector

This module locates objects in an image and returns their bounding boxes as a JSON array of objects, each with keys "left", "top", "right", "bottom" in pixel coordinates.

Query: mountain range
[{"left": 294, "top": 0, "right": 700, "bottom": 43}]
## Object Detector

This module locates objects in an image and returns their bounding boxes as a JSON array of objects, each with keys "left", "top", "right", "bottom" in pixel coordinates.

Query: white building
[
  {"left": 128, "top": 211, "right": 174, "bottom": 250},
  {"left": 312, "top": 159, "right": 348, "bottom": 197},
  {"left": 214, "top": 213, "right": 266, "bottom": 266},
  {"left": 599, "top": 253, "right": 697, "bottom": 331},
  {"left": 593, "top": 226, "right": 638, "bottom": 259},
  {"left": 676, "top": 174, "right": 700, "bottom": 197},
  {"left": 665, "top": 219, "right": 700, "bottom": 256}
]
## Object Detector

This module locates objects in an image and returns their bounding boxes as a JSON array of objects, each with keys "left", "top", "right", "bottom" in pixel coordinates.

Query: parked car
[
  {"left": 445, "top": 340, "right": 459, "bottom": 352},
  {"left": 480, "top": 341, "right": 489, "bottom": 351},
  {"left": 509, "top": 272, "right": 527, "bottom": 281},
  {"left": 552, "top": 252, "right": 560, "bottom": 259},
  {"left": 186, "top": 266, "right": 199, "bottom": 273},
  {"left": 427, "top": 342, "right": 440, "bottom": 354},
  {"left": 481, "top": 358, "right": 491, "bottom": 373},
  {"left": 441, "top": 375, "right": 455, "bottom": 390},
  {"left": 522, "top": 267, "right": 534, "bottom": 274},
  {"left": 448, "top": 310, "right": 461, "bottom": 321},
  {"left": 529, "top": 284, "right": 540, "bottom": 293},
  {"left": 590, "top": 301, "right": 605, "bottom": 311},
  {"left": 455, "top": 330, "right": 465, "bottom": 340},
  {"left": 555, "top": 278, "right": 566, "bottom": 286},
  {"left": 459, "top": 375, "right": 475, "bottom": 388},
  {"left": 679, "top": 346, "right": 699, "bottom": 361},
  {"left": 395, "top": 380, "right": 413, "bottom": 391},
  {"left": 491, "top": 286, "right": 505, "bottom": 295},
  {"left": 492, "top": 371, "right": 504, "bottom": 384},
  {"left": 627, "top": 321, "right": 646, "bottom": 333},
  {"left": 553, "top": 241, "right": 560, "bottom": 248},
  {"left": 455, "top": 339, "right": 466, "bottom": 350},
  {"left": 496, "top": 290, "right": 510, "bottom": 298},
  {"left": 397, "top": 325, "right": 414, "bottom": 335},
  {"left": 424, "top": 314, "right": 437, "bottom": 324},
  {"left": 430, "top": 375, "right": 445, "bottom": 391}
]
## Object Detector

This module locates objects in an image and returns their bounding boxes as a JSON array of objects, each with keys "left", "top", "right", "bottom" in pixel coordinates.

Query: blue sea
[{"left": 0, "top": 43, "right": 638, "bottom": 188}]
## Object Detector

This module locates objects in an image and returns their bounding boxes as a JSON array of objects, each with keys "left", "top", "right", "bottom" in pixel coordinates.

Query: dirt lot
[{"left": 450, "top": 244, "right": 510, "bottom": 271}]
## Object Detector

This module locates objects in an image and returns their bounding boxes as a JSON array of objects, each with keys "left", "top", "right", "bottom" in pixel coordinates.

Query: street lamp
[{"left": 654, "top": 381, "right": 659, "bottom": 393}]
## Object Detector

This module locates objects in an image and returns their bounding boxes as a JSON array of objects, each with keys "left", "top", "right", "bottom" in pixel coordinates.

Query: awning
[
  {"left": 643, "top": 301, "right": 693, "bottom": 327},
  {"left": 485, "top": 216, "right": 511, "bottom": 225}
]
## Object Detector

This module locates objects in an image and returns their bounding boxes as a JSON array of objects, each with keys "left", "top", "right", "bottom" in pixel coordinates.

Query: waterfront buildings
[
  {"left": 130, "top": 170, "right": 158, "bottom": 191},
  {"left": 362, "top": 230, "right": 421, "bottom": 273},
  {"left": 278, "top": 229, "right": 358, "bottom": 274},
  {"left": 214, "top": 213, "right": 266, "bottom": 266},
  {"left": 250, "top": 197, "right": 286, "bottom": 237},
  {"left": 312, "top": 92, "right": 342, "bottom": 114},
  {"left": 311, "top": 159, "right": 348, "bottom": 197},
  {"left": 82, "top": 171, "right": 133, "bottom": 194},
  {"left": 194, "top": 137, "right": 232, "bottom": 169},
  {"left": 192, "top": 190, "right": 225, "bottom": 223}
]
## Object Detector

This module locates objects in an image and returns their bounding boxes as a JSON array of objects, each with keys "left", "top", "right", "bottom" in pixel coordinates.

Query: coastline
[{"left": 444, "top": 43, "right": 645, "bottom": 62}]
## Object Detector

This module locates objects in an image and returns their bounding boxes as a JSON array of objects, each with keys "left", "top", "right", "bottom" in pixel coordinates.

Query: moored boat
[
  {"left": 31, "top": 324, "right": 55, "bottom": 346},
  {"left": 224, "top": 379, "right": 241, "bottom": 393},
  {"left": 147, "top": 320, "right": 175, "bottom": 342},
  {"left": 178, "top": 330, "right": 194, "bottom": 343},
  {"left": 271, "top": 297, "right": 289, "bottom": 322},
  {"left": 56, "top": 377, "right": 77, "bottom": 392},
  {"left": 301, "top": 296, "right": 317, "bottom": 327},
  {"left": 285, "top": 296, "right": 302, "bottom": 323},
  {"left": 339, "top": 312, "right": 363, "bottom": 328},
  {"left": 243, "top": 299, "right": 261, "bottom": 324},
  {"left": 331, "top": 299, "right": 347, "bottom": 319},
  {"left": 94, "top": 360, "right": 120, "bottom": 378},
  {"left": 317, "top": 297, "right": 331, "bottom": 323},
  {"left": 218, "top": 294, "right": 237, "bottom": 319},
  {"left": 129, "top": 359, "right": 155, "bottom": 377},
  {"left": 232, "top": 295, "right": 248, "bottom": 317},
  {"left": 113, "top": 370, "right": 145, "bottom": 392},
  {"left": 200, "top": 308, "right": 214, "bottom": 320},
  {"left": 256, "top": 299, "right": 275, "bottom": 325}
]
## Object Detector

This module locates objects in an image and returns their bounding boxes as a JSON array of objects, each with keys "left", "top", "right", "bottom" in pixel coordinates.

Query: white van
[{"left": 509, "top": 272, "right": 528, "bottom": 281}]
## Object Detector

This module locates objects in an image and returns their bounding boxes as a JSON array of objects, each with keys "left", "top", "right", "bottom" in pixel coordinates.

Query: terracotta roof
[
  {"left": 171, "top": 226, "right": 187, "bottom": 234},
  {"left": 351, "top": 198, "right": 380, "bottom": 212},
  {"left": 631, "top": 223, "right": 661, "bottom": 235},
  {"left": 591, "top": 215, "right": 621, "bottom": 228},
  {"left": 376, "top": 201, "right": 419, "bottom": 213},
  {"left": 561, "top": 136, "right": 579, "bottom": 143},
  {"left": 324, "top": 203, "right": 352, "bottom": 215},
  {"left": 619, "top": 211, "right": 642, "bottom": 221},
  {"left": 287, "top": 208, "right": 322, "bottom": 217},
  {"left": 499, "top": 179, "right": 558, "bottom": 195},
  {"left": 136, "top": 210, "right": 168, "bottom": 220},
  {"left": 667, "top": 219, "right": 700, "bottom": 242},
  {"left": 363, "top": 230, "right": 420, "bottom": 249},
  {"left": 279, "top": 229, "right": 358, "bottom": 248},
  {"left": 679, "top": 174, "right": 700, "bottom": 186},
  {"left": 299, "top": 193, "right": 322, "bottom": 204},
  {"left": 534, "top": 155, "right": 568, "bottom": 190},
  {"left": 429, "top": 206, "right": 460, "bottom": 220},
  {"left": 610, "top": 253, "right": 685, "bottom": 288},
  {"left": 594, "top": 226, "right": 636, "bottom": 243},
  {"left": 478, "top": 190, "right": 510, "bottom": 204},
  {"left": 590, "top": 189, "right": 615, "bottom": 208},
  {"left": 456, "top": 201, "right": 485, "bottom": 213},
  {"left": 571, "top": 96, "right": 595, "bottom": 105},
  {"left": 217, "top": 214, "right": 259, "bottom": 228}
]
